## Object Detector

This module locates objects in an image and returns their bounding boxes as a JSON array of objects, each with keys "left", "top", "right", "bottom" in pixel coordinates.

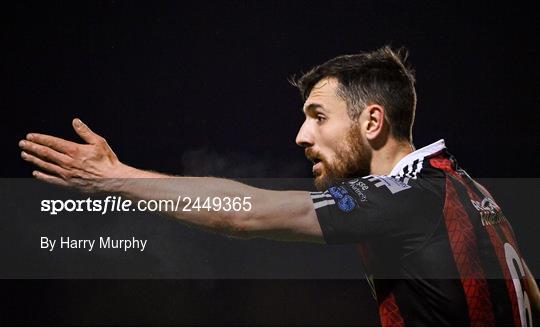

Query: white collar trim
[{"left": 389, "top": 139, "right": 446, "bottom": 176}]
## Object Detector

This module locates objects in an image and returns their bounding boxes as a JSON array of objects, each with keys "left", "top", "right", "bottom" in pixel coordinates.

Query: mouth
[{"left": 311, "top": 158, "right": 323, "bottom": 174}]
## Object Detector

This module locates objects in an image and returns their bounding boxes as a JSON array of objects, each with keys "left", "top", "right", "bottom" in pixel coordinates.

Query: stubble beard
[{"left": 313, "top": 123, "right": 372, "bottom": 191}]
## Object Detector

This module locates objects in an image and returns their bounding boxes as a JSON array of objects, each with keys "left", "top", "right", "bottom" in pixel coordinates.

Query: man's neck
[{"left": 370, "top": 139, "right": 415, "bottom": 176}]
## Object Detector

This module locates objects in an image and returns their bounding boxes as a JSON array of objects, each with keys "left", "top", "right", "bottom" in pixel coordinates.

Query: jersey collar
[{"left": 389, "top": 139, "right": 446, "bottom": 176}]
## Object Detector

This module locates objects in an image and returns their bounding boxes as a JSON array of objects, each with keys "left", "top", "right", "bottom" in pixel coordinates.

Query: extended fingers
[
  {"left": 21, "top": 151, "right": 71, "bottom": 178},
  {"left": 19, "top": 139, "right": 73, "bottom": 168},
  {"left": 25, "top": 133, "right": 79, "bottom": 156},
  {"left": 32, "top": 170, "right": 69, "bottom": 187}
]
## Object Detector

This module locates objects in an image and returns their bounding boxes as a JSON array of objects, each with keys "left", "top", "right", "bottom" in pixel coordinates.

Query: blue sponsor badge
[
  {"left": 338, "top": 195, "right": 356, "bottom": 212},
  {"left": 328, "top": 186, "right": 356, "bottom": 212},
  {"left": 328, "top": 186, "right": 347, "bottom": 199}
]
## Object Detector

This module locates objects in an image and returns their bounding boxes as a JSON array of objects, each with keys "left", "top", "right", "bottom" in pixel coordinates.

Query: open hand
[{"left": 19, "top": 118, "right": 128, "bottom": 191}]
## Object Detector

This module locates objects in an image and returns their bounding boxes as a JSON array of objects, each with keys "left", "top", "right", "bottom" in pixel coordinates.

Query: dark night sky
[
  {"left": 3, "top": 1, "right": 539, "bottom": 178},
  {"left": 1, "top": 1, "right": 539, "bottom": 325}
]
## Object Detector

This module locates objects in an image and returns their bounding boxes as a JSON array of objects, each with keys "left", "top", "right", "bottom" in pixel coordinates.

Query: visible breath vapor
[{"left": 181, "top": 148, "right": 307, "bottom": 178}]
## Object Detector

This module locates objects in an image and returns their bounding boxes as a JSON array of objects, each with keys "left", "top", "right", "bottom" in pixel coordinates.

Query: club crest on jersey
[{"left": 328, "top": 186, "right": 357, "bottom": 213}]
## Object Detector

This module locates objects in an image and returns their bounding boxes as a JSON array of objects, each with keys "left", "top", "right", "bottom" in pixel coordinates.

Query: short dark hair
[{"left": 291, "top": 46, "right": 417, "bottom": 142}]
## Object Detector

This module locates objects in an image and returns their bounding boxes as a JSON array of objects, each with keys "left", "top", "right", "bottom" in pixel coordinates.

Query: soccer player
[{"left": 19, "top": 46, "right": 539, "bottom": 326}]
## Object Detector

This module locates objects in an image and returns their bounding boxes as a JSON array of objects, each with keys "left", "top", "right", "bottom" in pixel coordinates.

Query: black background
[{"left": 2, "top": 0, "right": 539, "bottom": 325}]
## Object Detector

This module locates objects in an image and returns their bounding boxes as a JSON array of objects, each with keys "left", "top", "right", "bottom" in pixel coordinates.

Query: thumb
[{"left": 72, "top": 118, "right": 102, "bottom": 144}]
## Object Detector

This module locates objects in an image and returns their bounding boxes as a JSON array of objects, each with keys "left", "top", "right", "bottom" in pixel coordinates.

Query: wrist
[
  {"left": 99, "top": 162, "right": 139, "bottom": 193},
  {"left": 100, "top": 162, "right": 166, "bottom": 193},
  {"left": 111, "top": 162, "right": 140, "bottom": 179}
]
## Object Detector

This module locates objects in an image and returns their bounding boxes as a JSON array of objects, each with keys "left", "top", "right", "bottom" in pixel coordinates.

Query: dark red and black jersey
[{"left": 312, "top": 140, "right": 534, "bottom": 326}]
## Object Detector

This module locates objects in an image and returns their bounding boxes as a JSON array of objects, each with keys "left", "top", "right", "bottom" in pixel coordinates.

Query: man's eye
[{"left": 316, "top": 115, "right": 326, "bottom": 123}]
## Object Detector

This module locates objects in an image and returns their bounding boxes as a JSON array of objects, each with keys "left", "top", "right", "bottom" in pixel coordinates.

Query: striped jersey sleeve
[{"left": 311, "top": 174, "right": 444, "bottom": 246}]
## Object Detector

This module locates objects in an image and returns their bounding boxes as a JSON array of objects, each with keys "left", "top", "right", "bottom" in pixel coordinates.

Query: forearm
[
  {"left": 18, "top": 120, "right": 323, "bottom": 242},
  {"left": 98, "top": 164, "right": 322, "bottom": 242},
  {"left": 102, "top": 164, "right": 268, "bottom": 237}
]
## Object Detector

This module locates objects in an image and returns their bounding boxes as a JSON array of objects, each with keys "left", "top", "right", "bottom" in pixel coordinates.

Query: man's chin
[
  {"left": 314, "top": 171, "right": 354, "bottom": 191},
  {"left": 314, "top": 174, "right": 330, "bottom": 191}
]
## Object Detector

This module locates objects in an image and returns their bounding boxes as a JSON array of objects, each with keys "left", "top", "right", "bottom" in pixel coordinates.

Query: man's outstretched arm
[{"left": 19, "top": 118, "right": 324, "bottom": 243}]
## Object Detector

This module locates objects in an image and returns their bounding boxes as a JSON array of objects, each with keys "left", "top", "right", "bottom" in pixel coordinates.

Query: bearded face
[
  {"left": 296, "top": 78, "right": 374, "bottom": 191},
  {"left": 306, "top": 122, "right": 372, "bottom": 191}
]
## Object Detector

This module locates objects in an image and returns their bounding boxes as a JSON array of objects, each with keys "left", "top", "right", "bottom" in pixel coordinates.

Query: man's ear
[{"left": 363, "top": 104, "right": 386, "bottom": 141}]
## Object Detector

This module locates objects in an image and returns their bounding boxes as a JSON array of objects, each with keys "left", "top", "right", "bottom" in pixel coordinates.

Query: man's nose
[{"left": 296, "top": 121, "right": 314, "bottom": 148}]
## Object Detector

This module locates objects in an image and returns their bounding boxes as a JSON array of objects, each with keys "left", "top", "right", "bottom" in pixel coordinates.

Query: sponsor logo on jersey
[
  {"left": 328, "top": 186, "right": 357, "bottom": 213},
  {"left": 338, "top": 195, "right": 356, "bottom": 212},
  {"left": 366, "top": 175, "right": 411, "bottom": 194},
  {"left": 471, "top": 196, "right": 507, "bottom": 226},
  {"left": 346, "top": 179, "right": 368, "bottom": 202},
  {"left": 328, "top": 186, "right": 348, "bottom": 199}
]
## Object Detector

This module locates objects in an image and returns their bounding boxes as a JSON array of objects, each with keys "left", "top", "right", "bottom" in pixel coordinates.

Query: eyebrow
[{"left": 302, "top": 103, "right": 328, "bottom": 114}]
